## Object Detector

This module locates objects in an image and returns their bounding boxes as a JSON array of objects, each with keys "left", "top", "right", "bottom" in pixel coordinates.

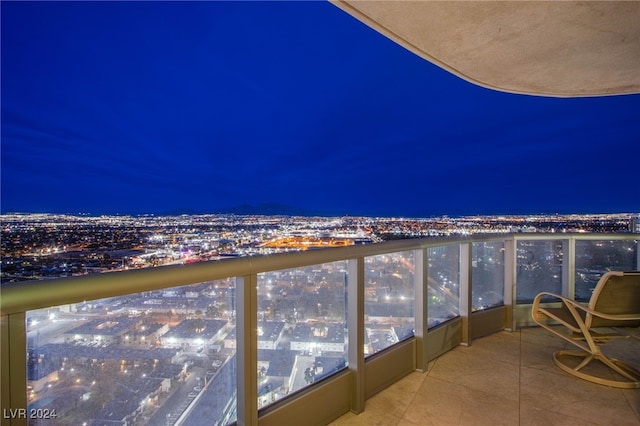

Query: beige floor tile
[
  {"left": 328, "top": 408, "right": 399, "bottom": 426},
  {"left": 396, "top": 419, "right": 422, "bottom": 426},
  {"left": 327, "top": 411, "right": 358, "bottom": 425},
  {"left": 402, "top": 376, "right": 519, "bottom": 426},
  {"left": 427, "top": 345, "right": 520, "bottom": 399},
  {"left": 520, "top": 325, "right": 570, "bottom": 348},
  {"left": 363, "top": 371, "right": 426, "bottom": 416},
  {"left": 468, "top": 330, "right": 522, "bottom": 366},
  {"left": 520, "top": 365, "right": 640, "bottom": 425},
  {"left": 331, "top": 327, "right": 639, "bottom": 426},
  {"left": 519, "top": 404, "right": 606, "bottom": 426},
  {"left": 385, "top": 371, "right": 427, "bottom": 395},
  {"left": 622, "top": 389, "right": 640, "bottom": 421},
  {"left": 520, "top": 328, "right": 576, "bottom": 374},
  {"left": 330, "top": 372, "right": 426, "bottom": 425},
  {"left": 599, "top": 333, "right": 640, "bottom": 372}
]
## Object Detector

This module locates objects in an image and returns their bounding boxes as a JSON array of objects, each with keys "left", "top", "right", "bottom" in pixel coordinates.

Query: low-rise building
[
  {"left": 122, "top": 322, "right": 169, "bottom": 346},
  {"left": 257, "top": 350, "right": 297, "bottom": 409},
  {"left": 161, "top": 318, "right": 228, "bottom": 349},
  {"left": 27, "top": 360, "right": 59, "bottom": 393},
  {"left": 257, "top": 321, "right": 285, "bottom": 350},
  {"left": 290, "top": 323, "right": 345, "bottom": 354},
  {"left": 65, "top": 317, "right": 141, "bottom": 344}
]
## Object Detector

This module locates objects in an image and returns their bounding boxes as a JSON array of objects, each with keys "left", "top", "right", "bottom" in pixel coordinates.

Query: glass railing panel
[
  {"left": 25, "top": 279, "right": 237, "bottom": 426},
  {"left": 574, "top": 239, "right": 638, "bottom": 302},
  {"left": 364, "top": 251, "right": 415, "bottom": 357},
  {"left": 516, "top": 240, "right": 563, "bottom": 303},
  {"left": 427, "top": 245, "right": 460, "bottom": 328},
  {"left": 256, "top": 261, "right": 348, "bottom": 409},
  {"left": 471, "top": 241, "right": 505, "bottom": 312}
]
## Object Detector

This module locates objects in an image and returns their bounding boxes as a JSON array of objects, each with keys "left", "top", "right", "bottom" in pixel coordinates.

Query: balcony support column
[
  {"left": 504, "top": 238, "right": 515, "bottom": 331},
  {"left": 460, "top": 243, "right": 473, "bottom": 346},
  {"left": 347, "top": 257, "right": 365, "bottom": 414},
  {"left": 236, "top": 274, "right": 258, "bottom": 425},
  {"left": 414, "top": 248, "right": 429, "bottom": 371},
  {"left": 562, "top": 238, "right": 575, "bottom": 298}
]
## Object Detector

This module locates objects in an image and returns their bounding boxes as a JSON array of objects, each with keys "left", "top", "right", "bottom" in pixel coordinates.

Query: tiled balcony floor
[{"left": 331, "top": 327, "right": 640, "bottom": 426}]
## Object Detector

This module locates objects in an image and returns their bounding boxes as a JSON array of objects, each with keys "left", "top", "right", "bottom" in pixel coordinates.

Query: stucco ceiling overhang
[{"left": 330, "top": 1, "right": 640, "bottom": 97}]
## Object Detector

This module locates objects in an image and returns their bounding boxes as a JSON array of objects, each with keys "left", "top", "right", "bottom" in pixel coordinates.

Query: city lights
[{"left": 2, "top": 212, "right": 636, "bottom": 283}]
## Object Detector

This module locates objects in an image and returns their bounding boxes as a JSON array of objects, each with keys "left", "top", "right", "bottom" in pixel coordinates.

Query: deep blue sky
[{"left": 2, "top": 1, "right": 639, "bottom": 217}]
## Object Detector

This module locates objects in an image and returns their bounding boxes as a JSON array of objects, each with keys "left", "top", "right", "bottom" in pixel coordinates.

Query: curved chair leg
[{"left": 553, "top": 350, "right": 640, "bottom": 389}]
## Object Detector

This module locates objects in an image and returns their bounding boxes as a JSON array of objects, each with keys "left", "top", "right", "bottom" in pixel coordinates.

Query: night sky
[{"left": 2, "top": 1, "right": 639, "bottom": 217}]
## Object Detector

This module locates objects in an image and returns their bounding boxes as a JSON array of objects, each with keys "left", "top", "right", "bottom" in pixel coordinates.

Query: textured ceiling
[{"left": 331, "top": 1, "right": 640, "bottom": 97}]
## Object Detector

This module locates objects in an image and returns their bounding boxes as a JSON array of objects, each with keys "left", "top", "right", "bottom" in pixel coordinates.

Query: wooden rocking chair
[{"left": 532, "top": 271, "right": 640, "bottom": 388}]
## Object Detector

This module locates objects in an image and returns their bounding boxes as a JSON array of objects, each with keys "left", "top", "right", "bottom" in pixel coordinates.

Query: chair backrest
[{"left": 587, "top": 271, "right": 640, "bottom": 328}]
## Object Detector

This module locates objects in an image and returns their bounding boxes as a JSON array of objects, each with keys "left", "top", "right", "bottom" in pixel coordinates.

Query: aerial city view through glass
[{"left": 2, "top": 212, "right": 638, "bottom": 424}]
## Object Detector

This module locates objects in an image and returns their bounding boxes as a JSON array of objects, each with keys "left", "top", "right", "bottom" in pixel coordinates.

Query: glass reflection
[
  {"left": 256, "top": 261, "right": 348, "bottom": 409},
  {"left": 472, "top": 242, "right": 505, "bottom": 311},
  {"left": 26, "top": 279, "right": 237, "bottom": 426},
  {"left": 428, "top": 245, "right": 460, "bottom": 327},
  {"left": 575, "top": 240, "right": 638, "bottom": 301},
  {"left": 364, "top": 251, "right": 415, "bottom": 356}
]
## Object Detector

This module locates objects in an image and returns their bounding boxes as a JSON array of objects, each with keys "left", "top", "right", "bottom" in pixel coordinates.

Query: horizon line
[{"left": 2, "top": 210, "right": 638, "bottom": 219}]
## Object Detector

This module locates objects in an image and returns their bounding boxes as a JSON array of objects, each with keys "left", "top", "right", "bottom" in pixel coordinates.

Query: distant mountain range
[
  {"left": 159, "top": 203, "right": 333, "bottom": 217},
  {"left": 2, "top": 204, "right": 636, "bottom": 219},
  {"left": 216, "top": 203, "right": 330, "bottom": 217},
  {"left": 1, "top": 203, "right": 332, "bottom": 217}
]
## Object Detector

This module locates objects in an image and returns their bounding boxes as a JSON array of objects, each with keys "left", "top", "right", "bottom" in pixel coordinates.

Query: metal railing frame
[{"left": 1, "top": 233, "right": 638, "bottom": 425}]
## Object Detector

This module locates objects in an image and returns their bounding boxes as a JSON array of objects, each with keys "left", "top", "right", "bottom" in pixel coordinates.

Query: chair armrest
[
  {"left": 533, "top": 291, "right": 640, "bottom": 328},
  {"left": 532, "top": 292, "right": 587, "bottom": 333}
]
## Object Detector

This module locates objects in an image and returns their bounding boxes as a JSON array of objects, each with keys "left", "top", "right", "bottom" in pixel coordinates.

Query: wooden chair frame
[{"left": 532, "top": 271, "right": 640, "bottom": 389}]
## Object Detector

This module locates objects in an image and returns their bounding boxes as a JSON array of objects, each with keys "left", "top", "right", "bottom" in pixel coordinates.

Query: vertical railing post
[
  {"left": 459, "top": 243, "right": 472, "bottom": 346},
  {"left": 414, "top": 248, "right": 429, "bottom": 371},
  {"left": 236, "top": 274, "right": 257, "bottom": 425},
  {"left": 1, "top": 314, "right": 10, "bottom": 426},
  {"left": 1, "top": 312, "right": 27, "bottom": 426},
  {"left": 562, "top": 238, "right": 575, "bottom": 298},
  {"left": 504, "top": 238, "right": 516, "bottom": 331},
  {"left": 347, "top": 257, "right": 364, "bottom": 414}
]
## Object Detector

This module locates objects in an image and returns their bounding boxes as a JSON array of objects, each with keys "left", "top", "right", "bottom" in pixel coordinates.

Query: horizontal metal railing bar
[
  {"left": 0, "top": 235, "right": 487, "bottom": 315},
  {"left": 1, "top": 233, "right": 636, "bottom": 316},
  {"left": 511, "top": 233, "right": 638, "bottom": 241},
  {"left": 0, "top": 255, "right": 254, "bottom": 315}
]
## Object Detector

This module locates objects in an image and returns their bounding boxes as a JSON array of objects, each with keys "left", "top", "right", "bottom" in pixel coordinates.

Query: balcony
[
  {"left": 2, "top": 233, "right": 639, "bottom": 425},
  {"left": 331, "top": 327, "right": 640, "bottom": 425}
]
